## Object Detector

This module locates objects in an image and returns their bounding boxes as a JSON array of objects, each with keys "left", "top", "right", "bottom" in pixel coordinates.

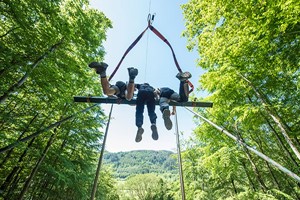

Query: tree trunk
[
  {"left": 0, "top": 138, "right": 36, "bottom": 193},
  {"left": 240, "top": 73, "right": 300, "bottom": 160},
  {"left": 18, "top": 133, "right": 56, "bottom": 200},
  {"left": 4, "top": 167, "right": 22, "bottom": 199},
  {"left": 263, "top": 115, "right": 300, "bottom": 171},
  {"left": 241, "top": 160, "right": 257, "bottom": 191},
  {"left": 0, "top": 26, "right": 20, "bottom": 38},
  {"left": 236, "top": 131, "right": 268, "bottom": 192},
  {"left": 0, "top": 104, "right": 99, "bottom": 153},
  {"left": 287, "top": 180, "right": 300, "bottom": 199},
  {"left": 0, "top": 113, "right": 38, "bottom": 169},
  {"left": 231, "top": 178, "right": 237, "bottom": 195},
  {"left": 247, "top": 95, "right": 300, "bottom": 169},
  {"left": 250, "top": 133, "right": 281, "bottom": 190},
  {"left": 32, "top": 126, "right": 73, "bottom": 199},
  {"left": 0, "top": 100, "right": 21, "bottom": 130},
  {"left": 0, "top": 39, "right": 64, "bottom": 104}
]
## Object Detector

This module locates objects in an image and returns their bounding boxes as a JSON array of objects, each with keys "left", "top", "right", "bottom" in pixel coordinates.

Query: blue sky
[{"left": 90, "top": 0, "right": 205, "bottom": 152}]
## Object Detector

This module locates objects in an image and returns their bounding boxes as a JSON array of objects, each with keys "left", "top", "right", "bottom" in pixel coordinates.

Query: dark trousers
[
  {"left": 159, "top": 82, "right": 188, "bottom": 112},
  {"left": 135, "top": 90, "right": 157, "bottom": 127},
  {"left": 179, "top": 81, "right": 188, "bottom": 102},
  {"left": 160, "top": 82, "right": 188, "bottom": 102}
]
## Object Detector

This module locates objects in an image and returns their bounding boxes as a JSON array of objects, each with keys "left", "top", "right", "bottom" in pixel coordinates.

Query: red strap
[
  {"left": 149, "top": 25, "right": 182, "bottom": 73},
  {"left": 108, "top": 16, "right": 194, "bottom": 94},
  {"left": 149, "top": 25, "right": 194, "bottom": 93},
  {"left": 108, "top": 26, "right": 149, "bottom": 81},
  {"left": 187, "top": 80, "right": 194, "bottom": 93}
]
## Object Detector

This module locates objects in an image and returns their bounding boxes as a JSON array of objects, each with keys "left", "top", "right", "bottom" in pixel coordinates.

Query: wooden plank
[{"left": 74, "top": 96, "right": 213, "bottom": 108}]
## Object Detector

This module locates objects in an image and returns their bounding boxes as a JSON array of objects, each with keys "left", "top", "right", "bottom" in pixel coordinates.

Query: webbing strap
[
  {"left": 109, "top": 16, "right": 194, "bottom": 93},
  {"left": 149, "top": 25, "right": 194, "bottom": 93},
  {"left": 149, "top": 25, "right": 182, "bottom": 73},
  {"left": 108, "top": 26, "right": 149, "bottom": 81}
]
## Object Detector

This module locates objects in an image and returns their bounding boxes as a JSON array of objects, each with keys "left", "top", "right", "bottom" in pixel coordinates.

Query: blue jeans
[
  {"left": 159, "top": 82, "right": 188, "bottom": 112},
  {"left": 135, "top": 90, "right": 157, "bottom": 127}
]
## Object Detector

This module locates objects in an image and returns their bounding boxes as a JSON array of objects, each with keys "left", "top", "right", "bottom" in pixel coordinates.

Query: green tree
[
  {"left": 0, "top": 0, "right": 118, "bottom": 199},
  {"left": 122, "top": 174, "right": 174, "bottom": 200},
  {"left": 180, "top": 0, "right": 300, "bottom": 199}
]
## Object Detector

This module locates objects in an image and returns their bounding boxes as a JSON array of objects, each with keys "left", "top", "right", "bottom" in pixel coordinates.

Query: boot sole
[
  {"left": 163, "top": 109, "right": 172, "bottom": 130},
  {"left": 89, "top": 62, "right": 108, "bottom": 69},
  {"left": 135, "top": 128, "right": 144, "bottom": 142},
  {"left": 151, "top": 125, "right": 158, "bottom": 140}
]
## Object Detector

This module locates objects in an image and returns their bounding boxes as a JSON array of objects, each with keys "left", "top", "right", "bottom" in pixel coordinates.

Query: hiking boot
[
  {"left": 176, "top": 71, "right": 192, "bottom": 81},
  {"left": 135, "top": 127, "right": 144, "bottom": 142},
  {"left": 128, "top": 67, "right": 138, "bottom": 80},
  {"left": 89, "top": 62, "right": 108, "bottom": 74},
  {"left": 151, "top": 124, "right": 158, "bottom": 140},
  {"left": 162, "top": 109, "right": 172, "bottom": 130}
]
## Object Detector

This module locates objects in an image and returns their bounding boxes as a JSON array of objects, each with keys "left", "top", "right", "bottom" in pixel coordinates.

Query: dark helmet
[{"left": 115, "top": 81, "right": 127, "bottom": 98}]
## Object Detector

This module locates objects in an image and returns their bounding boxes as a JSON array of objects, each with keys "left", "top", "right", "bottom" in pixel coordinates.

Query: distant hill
[{"left": 103, "top": 150, "right": 179, "bottom": 179}]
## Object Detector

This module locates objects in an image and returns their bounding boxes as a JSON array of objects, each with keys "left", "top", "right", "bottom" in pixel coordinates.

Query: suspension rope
[
  {"left": 108, "top": 14, "right": 194, "bottom": 93},
  {"left": 90, "top": 104, "right": 114, "bottom": 200},
  {"left": 144, "top": 29, "right": 149, "bottom": 82},
  {"left": 108, "top": 26, "right": 149, "bottom": 82},
  {"left": 174, "top": 108, "right": 186, "bottom": 200},
  {"left": 184, "top": 107, "right": 300, "bottom": 183}
]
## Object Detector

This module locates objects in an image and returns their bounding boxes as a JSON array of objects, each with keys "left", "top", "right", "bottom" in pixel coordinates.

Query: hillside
[{"left": 103, "top": 150, "right": 179, "bottom": 179}]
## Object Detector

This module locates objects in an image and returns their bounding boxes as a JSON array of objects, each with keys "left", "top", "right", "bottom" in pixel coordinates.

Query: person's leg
[
  {"left": 89, "top": 62, "right": 117, "bottom": 96},
  {"left": 176, "top": 71, "right": 191, "bottom": 102},
  {"left": 125, "top": 67, "right": 138, "bottom": 100},
  {"left": 178, "top": 81, "right": 189, "bottom": 102},
  {"left": 135, "top": 93, "right": 145, "bottom": 142},
  {"left": 136, "top": 95, "right": 145, "bottom": 128},
  {"left": 146, "top": 95, "right": 158, "bottom": 140},
  {"left": 159, "top": 88, "right": 176, "bottom": 130},
  {"left": 146, "top": 96, "right": 157, "bottom": 125},
  {"left": 159, "top": 97, "right": 170, "bottom": 112},
  {"left": 159, "top": 87, "right": 175, "bottom": 112},
  {"left": 102, "top": 78, "right": 118, "bottom": 96},
  {"left": 151, "top": 124, "right": 158, "bottom": 140}
]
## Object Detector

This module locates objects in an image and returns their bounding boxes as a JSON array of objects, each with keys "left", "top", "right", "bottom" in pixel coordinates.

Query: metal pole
[
  {"left": 185, "top": 107, "right": 300, "bottom": 183},
  {"left": 90, "top": 104, "right": 114, "bottom": 200},
  {"left": 174, "top": 109, "right": 186, "bottom": 200}
]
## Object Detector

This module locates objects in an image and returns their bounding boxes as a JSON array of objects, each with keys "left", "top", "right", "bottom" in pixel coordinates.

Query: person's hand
[{"left": 171, "top": 106, "right": 176, "bottom": 115}]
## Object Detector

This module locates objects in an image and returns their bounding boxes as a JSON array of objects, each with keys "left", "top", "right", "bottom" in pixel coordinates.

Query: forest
[
  {"left": 1, "top": 0, "right": 299, "bottom": 199},
  {"left": 103, "top": 150, "right": 178, "bottom": 179}
]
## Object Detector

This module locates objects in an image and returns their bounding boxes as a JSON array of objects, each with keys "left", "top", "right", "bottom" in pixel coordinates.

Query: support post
[
  {"left": 90, "top": 104, "right": 114, "bottom": 200},
  {"left": 174, "top": 109, "right": 186, "bottom": 200}
]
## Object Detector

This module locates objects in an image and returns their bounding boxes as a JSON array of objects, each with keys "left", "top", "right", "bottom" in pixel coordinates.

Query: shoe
[
  {"left": 176, "top": 71, "right": 192, "bottom": 81},
  {"left": 135, "top": 127, "right": 144, "bottom": 142},
  {"left": 151, "top": 124, "right": 158, "bottom": 140},
  {"left": 128, "top": 67, "right": 138, "bottom": 79},
  {"left": 163, "top": 109, "right": 172, "bottom": 130},
  {"left": 89, "top": 62, "right": 108, "bottom": 74}
]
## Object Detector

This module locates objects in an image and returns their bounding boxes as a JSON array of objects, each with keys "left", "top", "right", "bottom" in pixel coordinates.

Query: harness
[{"left": 108, "top": 14, "right": 194, "bottom": 94}]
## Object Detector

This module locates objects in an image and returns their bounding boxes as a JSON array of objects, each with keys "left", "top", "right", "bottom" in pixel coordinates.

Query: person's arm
[{"left": 171, "top": 106, "right": 176, "bottom": 115}]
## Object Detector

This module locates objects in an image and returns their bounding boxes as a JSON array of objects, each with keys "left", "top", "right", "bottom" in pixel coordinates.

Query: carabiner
[{"left": 147, "top": 13, "right": 156, "bottom": 25}]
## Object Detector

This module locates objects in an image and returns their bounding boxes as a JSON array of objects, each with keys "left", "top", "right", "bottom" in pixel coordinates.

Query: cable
[
  {"left": 184, "top": 107, "right": 300, "bottom": 183},
  {"left": 144, "top": 0, "right": 152, "bottom": 82}
]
